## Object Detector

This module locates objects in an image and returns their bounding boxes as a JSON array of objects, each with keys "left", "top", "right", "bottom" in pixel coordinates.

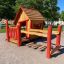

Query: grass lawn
[
  {"left": 0, "top": 24, "right": 15, "bottom": 33},
  {"left": 43, "top": 27, "right": 57, "bottom": 31},
  {"left": 0, "top": 29, "right": 6, "bottom": 33},
  {"left": 0, "top": 27, "right": 58, "bottom": 33}
]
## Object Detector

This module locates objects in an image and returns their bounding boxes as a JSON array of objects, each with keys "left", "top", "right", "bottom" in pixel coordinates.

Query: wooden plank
[
  {"left": 32, "top": 43, "right": 47, "bottom": 49},
  {"left": 21, "top": 30, "right": 47, "bottom": 37},
  {"left": 30, "top": 29, "right": 47, "bottom": 33},
  {"left": 21, "top": 37, "right": 29, "bottom": 42},
  {"left": 30, "top": 29, "right": 59, "bottom": 35},
  {"left": 38, "top": 46, "right": 46, "bottom": 51},
  {"left": 10, "top": 38, "right": 28, "bottom": 44},
  {"left": 31, "top": 44, "right": 42, "bottom": 49},
  {"left": 26, "top": 42, "right": 34, "bottom": 47},
  {"left": 52, "top": 31, "right": 59, "bottom": 35},
  {"left": 10, "top": 38, "right": 18, "bottom": 44},
  {"left": 51, "top": 46, "right": 60, "bottom": 54},
  {"left": 10, "top": 36, "right": 39, "bottom": 44},
  {"left": 30, "top": 19, "right": 44, "bottom": 21}
]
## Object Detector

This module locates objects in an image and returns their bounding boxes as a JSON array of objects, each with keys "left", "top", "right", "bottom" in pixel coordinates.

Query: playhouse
[
  {"left": 5, "top": 6, "right": 62, "bottom": 58},
  {"left": 14, "top": 6, "right": 45, "bottom": 29}
]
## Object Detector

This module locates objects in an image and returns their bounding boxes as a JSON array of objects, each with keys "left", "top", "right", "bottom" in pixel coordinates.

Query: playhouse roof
[{"left": 14, "top": 6, "right": 45, "bottom": 25}]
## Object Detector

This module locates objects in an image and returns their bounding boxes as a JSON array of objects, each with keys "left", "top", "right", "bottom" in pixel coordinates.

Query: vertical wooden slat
[
  {"left": 15, "top": 28, "right": 17, "bottom": 40},
  {"left": 11, "top": 28, "right": 12, "bottom": 39},
  {"left": 8, "top": 28, "right": 10, "bottom": 38},
  {"left": 13, "top": 27, "right": 15, "bottom": 39},
  {"left": 10, "top": 27, "right": 12, "bottom": 38}
]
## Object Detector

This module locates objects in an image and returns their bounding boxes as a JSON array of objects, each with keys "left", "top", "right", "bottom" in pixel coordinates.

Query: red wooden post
[
  {"left": 6, "top": 20, "right": 9, "bottom": 41},
  {"left": 56, "top": 25, "right": 62, "bottom": 47},
  {"left": 46, "top": 25, "right": 52, "bottom": 58},
  {"left": 17, "top": 23, "right": 21, "bottom": 46}
]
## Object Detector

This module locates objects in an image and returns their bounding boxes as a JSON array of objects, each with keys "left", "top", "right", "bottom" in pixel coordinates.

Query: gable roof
[{"left": 14, "top": 6, "right": 45, "bottom": 25}]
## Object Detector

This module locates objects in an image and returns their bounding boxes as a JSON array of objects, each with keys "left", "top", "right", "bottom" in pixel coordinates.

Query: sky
[{"left": 57, "top": 0, "right": 64, "bottom": 13}]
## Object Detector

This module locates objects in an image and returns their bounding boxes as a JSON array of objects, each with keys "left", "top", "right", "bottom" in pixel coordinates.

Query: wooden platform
[
  {"left": 30, "top": 29, "right": 59, "bottom": 35},
  {"left": 21, "top": 30, "right": 47, "bottom": 37}
]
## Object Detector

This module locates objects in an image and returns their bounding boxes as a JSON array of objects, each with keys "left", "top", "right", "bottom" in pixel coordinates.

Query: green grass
[
  {"left": 52, "top": 28, "right": 57, "bottom": 31},
  {"left": 43, "top": 25, "right": 58, "bottom": 31},
  {"left": 43, "top": 27, "right": 57, "bottom": 31},
  {"left": 0, "top": 24, "right": 15, "bottom": 33},
  {"left": 0, "top": 29, "right": 6, "bottom": 33},
  {"left": 0, "top": 26, "right": 58, "bottom": 33}
]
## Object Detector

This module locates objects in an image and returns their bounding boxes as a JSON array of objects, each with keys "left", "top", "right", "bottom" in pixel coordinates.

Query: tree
[
  {"left": 60, "top": 11, "right": 64, "bottom": 21},
  {"left": 14, "top": 0, "right": 60, "bottom": 21},
  {"left": 0, "top": 0, "right": 16, "bottom": 19}
]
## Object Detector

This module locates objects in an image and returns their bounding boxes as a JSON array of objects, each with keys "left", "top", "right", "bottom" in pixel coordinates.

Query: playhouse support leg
[
  {"left": 56, "top": 25, "right": 62, "bottom": 47},
  {"left": 17, "top": 23, "right": 21, "bottom": 46},
  {"left": 6, "top": 20, "right": 9, "bottom": 41},
  {"left": 46, "top": 25, "right": 52, "bottom": 58},
  {"left": 26, "top": 20, "right": 31, "bottom": 38}
]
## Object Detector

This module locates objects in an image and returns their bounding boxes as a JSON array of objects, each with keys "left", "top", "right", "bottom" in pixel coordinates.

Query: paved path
[{"left": 0, "top": 33, "right": 64, "bottom": 64}]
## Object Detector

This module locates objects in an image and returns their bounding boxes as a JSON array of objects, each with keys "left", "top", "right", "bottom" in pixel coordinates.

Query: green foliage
[
  {"left": 0, "top": 0, "right": 60, "bottom": 21},
  {"left": 60, "top": 11, "right": 64, "bottom": 21},
  {"left": 14, "top": 0, "right": 60, "bottom": 21},
  {"left": 0, "top": 0, "right": 16, "bottom": 19}
]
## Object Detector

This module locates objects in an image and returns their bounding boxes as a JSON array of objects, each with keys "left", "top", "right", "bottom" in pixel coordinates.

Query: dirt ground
[{"left": 0, "top": 33, "right": 64, "bottom": 64}]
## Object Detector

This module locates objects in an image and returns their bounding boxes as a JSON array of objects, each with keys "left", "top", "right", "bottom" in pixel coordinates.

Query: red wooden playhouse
[{"left": 5, "top": 6, "right": 62, "bottom": 58}]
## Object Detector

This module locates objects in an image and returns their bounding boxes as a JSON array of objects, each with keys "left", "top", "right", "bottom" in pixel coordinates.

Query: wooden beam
[
  {"left": 30, "top": 29, "right": 47, "bottom": 33},
  {"left": 21, "top": 30, "right": 47, "bottom": 37},
  {"left": 10, "top": 38, "right": 18, "bottom": 44},
  {"left": 51, "top": 46, "right": 60, "bottom": 54},
  {"left": 30, "top": 29, "right": 59, "bottom": 35},
  {"left": 52, "top": 31, "right": 59, "bottom": 35}
]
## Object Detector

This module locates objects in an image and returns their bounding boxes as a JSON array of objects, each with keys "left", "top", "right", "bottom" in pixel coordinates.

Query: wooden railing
[{"left": 6, "top": 20, "right": 21, "bottom": 46}]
